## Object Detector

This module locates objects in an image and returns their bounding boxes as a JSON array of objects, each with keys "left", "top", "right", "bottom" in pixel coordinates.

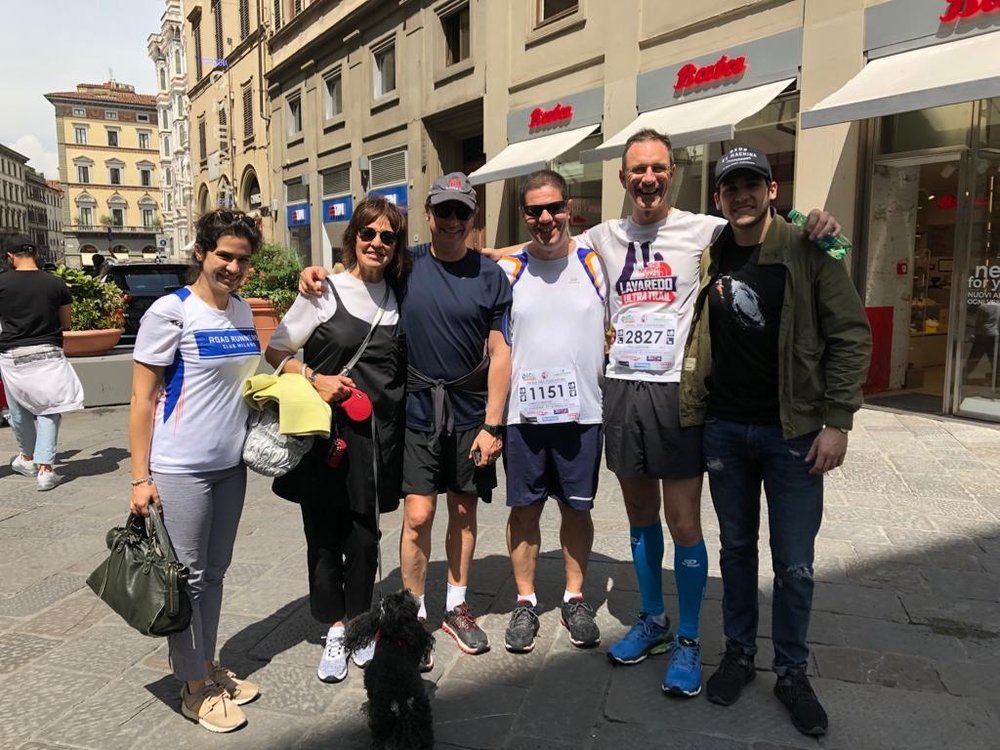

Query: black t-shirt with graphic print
[{"left": 706, "top": 237, "right": 785, "bottom": 425}]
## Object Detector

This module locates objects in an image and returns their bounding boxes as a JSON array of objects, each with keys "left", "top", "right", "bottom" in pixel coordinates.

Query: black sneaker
[
  {"left": 504, "top": 602, "right": 540, "bottom": 653},
  {"left": 706, "top": 643, "right": 755, "bottom": 706},
  {"left": 774, "top": 668, "right": 828, "bottom": 736},
  {"left": 441, "top": 603, "right": 490, "bottom": 655},
  {"left": 560, "top": 597, "right": 600, "bottom": 648}
]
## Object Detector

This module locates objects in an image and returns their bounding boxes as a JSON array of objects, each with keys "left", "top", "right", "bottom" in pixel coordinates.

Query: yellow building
[{"left": 45, "top": 81, "right": 163, "bottom": 268}]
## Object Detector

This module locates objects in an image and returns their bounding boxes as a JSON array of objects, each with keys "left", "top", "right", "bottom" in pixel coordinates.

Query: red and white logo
[
  {"left": 940, "top": 0, "right": 1000, "bottom": 23},
  {"left": 674, "top": 55, "right": 747, "bottom": 92}
]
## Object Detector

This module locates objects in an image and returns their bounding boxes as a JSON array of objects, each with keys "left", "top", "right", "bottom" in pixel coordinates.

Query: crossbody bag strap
[{"left": 338, "top": 285, "right": 391, "bottom": 377}]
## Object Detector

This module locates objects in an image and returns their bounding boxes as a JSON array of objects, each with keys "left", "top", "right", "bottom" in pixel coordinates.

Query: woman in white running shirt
[{"left": 128, "top": 209, "right": 263, "bottom": 734}]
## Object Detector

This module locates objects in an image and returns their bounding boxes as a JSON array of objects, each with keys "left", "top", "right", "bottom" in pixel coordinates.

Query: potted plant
[
  {"left": 52, "top": 266, "right": 126, "bottom": 356},
  {"left": 238, "top": 242, "right": 303, "bottom": 348}
]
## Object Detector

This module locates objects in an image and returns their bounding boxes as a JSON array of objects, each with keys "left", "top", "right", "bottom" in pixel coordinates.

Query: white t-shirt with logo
[
  {"left": 134, "top": 288, "right": 261, "bottom": 473},
  {"left": 579, "top": 210, "right": 725, "bottom": 382},
  {"left": 498, "top": 243, "right": 607, "bottom": 425}
]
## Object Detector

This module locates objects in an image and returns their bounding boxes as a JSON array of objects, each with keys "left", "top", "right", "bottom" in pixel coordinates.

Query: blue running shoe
[
  {"left": 662, "top": 636, "right": 702, "bottom": 697},
  {"left": 607, "top": 614, "right": 673, "bottom": 665}
]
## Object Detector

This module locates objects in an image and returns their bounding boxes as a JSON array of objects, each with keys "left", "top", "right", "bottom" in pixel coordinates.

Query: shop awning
[
  {"left": 580, "top": 78, "right": 795, "bottom": 163},
  {"left": 801, "top": 32, "right": 1000, "bottom": 129},
  {"left": 467, "top": 124, "right": 600, "bottom": 185}
]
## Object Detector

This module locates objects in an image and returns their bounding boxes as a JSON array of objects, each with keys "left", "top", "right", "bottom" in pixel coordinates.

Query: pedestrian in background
[
  {"left": 128, "top": 209, "right": 263, "bottom": 734},
  {"left": 265, "top": 196, "right": 409, "bottom": 684},
  {"left": 0, "top": 234, "right": 83, "bottom": 490}
]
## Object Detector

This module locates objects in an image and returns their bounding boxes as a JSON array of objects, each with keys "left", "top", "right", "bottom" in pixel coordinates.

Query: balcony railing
[{"left": 68, "top": 224, "right": 159, "bottom": 235}]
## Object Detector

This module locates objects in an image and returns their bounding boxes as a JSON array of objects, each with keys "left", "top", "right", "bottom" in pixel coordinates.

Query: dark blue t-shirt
[{"left": 402, "top": 244, "right": 512, "bottom": 431}]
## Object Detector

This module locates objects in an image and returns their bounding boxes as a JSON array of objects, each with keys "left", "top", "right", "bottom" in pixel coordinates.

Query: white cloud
[{"left": 12, "top": 135, "right": 60, "bottom": 181}]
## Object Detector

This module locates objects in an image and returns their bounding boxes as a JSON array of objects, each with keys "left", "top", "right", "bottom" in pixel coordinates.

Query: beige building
[
  {"left": 262, "top": 0, "right": 997, "bottom": 422},
  {"left": 185, "top": 0, "right": 273, "bottom": 240},
  {"left": 45, "top": 81, "right": 163, "bottom": 268},
  {"left": 24, "top": 168, "right": 64, "bottom": 263},
  {"left": 149, "top": 0, "right": 195, "bottom": 259}
]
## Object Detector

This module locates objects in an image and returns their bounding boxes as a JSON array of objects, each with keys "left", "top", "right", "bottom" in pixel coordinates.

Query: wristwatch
[
  {"left": 307, "top": 369, "right": 319, "bottom": 385},
  {"left": 482, "top": 423, "right": 503, "bottom": 437},
  {"left": 835, "top": 427, "right": 849, "bottom": 435}
]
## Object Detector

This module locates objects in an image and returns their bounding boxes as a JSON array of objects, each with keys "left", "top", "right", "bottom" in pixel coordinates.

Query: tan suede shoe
[
  {"left": 180, "top": 681, "right": 247, "bottom": 733},
  {"left": 211, "top": 662, "right": 260, "bottom": 705}
]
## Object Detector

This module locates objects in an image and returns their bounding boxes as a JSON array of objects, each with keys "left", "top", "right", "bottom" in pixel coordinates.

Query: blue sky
[{"left": 0, "top": 0, "right": 160, "bottom": 179}]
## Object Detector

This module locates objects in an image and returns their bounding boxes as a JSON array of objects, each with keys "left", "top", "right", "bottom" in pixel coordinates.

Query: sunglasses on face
[
  {"left": 357, "top": 226, "right": 399, "bottom": 245},
  {"left": 211, "top": 209, "right": 258, "bottom": 230},
  {"left": 522, "top": 201, "right": 568, "bottom": 219},
  {"left": 432, "top": 203, "right": 474, "bottom": 221}
]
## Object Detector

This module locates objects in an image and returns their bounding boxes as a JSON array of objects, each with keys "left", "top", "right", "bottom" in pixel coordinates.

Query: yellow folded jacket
[{"left": 242, "top": 373, "right": 332, "bottom": 438}]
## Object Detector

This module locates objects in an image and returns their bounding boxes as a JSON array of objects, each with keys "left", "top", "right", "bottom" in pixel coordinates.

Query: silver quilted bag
[{"left": 242, "top": 403, "right": 314, "bottom": 477}]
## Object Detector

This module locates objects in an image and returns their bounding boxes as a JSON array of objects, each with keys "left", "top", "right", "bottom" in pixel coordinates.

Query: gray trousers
[{"left": 154, "top": 465, "right": 246, "bottom": 681}]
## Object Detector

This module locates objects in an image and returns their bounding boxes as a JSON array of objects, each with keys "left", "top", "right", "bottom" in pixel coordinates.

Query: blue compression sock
[
  {"left": 674, "top": 539, "right": 708, "bottom": 640},
  {"left": 630, "top": 522, "right": 665, "bottom": 617}
]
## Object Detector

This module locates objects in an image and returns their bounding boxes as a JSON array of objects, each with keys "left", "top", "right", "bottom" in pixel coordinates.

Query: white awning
[
  {"left": 580, "top": 79, "right": 795, "bottom": 163},
  {"left": 802, "top": 32, "right": 1000, "bottom": 129},
  {"left": 467, "top": 124, "right": 600, "bottom": 185}
]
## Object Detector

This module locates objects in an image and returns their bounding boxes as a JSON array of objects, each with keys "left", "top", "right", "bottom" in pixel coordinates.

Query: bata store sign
[
  {"left": 674, "top": 54, "right": 748, "bottom": 91},
  {"left": 528, "top": 103, "right": 574, "bottom": 130},
  {"left": 940, "top": 0, "right": 1000, "bottom": 22}
]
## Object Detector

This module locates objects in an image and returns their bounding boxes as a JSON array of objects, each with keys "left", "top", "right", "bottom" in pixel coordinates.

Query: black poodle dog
[{"left": 344, "top": 590, "right": 435, "bottom": 750}]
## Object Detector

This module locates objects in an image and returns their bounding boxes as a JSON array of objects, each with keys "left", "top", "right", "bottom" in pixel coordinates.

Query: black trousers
[{"left": 300, "top": 498, "right": 379, "bottom": 625}]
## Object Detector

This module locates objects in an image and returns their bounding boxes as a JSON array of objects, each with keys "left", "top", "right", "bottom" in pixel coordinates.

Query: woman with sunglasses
[
  {"left": 129, "top": 209, "right": 263, "bottom": 733},
  {"left": 264, "top": 195, "right": 410, "bottom": 684}
]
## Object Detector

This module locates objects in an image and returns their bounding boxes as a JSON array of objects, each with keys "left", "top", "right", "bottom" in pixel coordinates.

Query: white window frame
[
  {"left": 324, "top": 68, "right": 343, "bottom": 119},
  {"left": 108, "top": 165, "right": 123, "bottom": 186},
  {"left": 72, "top": 107, "right": 86, "bottom": 116},
  {"left": 110, "top": 207, "right": 125, "bottom": 226},
  {"left": 104, "top": 110, "right": 119, "bottom": 120},
  {"left": 141, "top": 208, "right": 156, "bottom": 228},
  {"left": 140, "top": 167, "right": 153, "bottom": 187},
  {"left": 79, "top": 206, "right": 94, "bottom": 226},
  {"left": 536, "top": 0, "right": 579, "bottom": 26},
  {"left": 287, "top": 93, "right": 303, "bottom": 137},
  {"left": 77, "top": 165, "right": 91, "bottom": 184},
  {"left": 74, "top": 125, "right": 88, "bottom": 145},
  {"left": 106, "top": 128, "right": 121, "bottom": 148},
  {"left": 372, "top": 37, "right": 397, "bottom": 100},
  {"left": 138, "top": 130, "right": 151, "bottom": 149}
]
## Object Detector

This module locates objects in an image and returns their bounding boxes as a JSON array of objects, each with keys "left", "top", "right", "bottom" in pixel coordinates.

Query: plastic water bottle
[{"left": 787, "top": 208, "right": 852, "bottom": 261}]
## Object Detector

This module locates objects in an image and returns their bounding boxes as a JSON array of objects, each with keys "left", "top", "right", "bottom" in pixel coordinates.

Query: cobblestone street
[{"left": 1, "top": 405, "right": 999, "bottom": 749}]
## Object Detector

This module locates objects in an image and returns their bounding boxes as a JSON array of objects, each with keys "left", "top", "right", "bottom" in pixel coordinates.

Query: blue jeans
[
  {"left": 703, "top": 420, "right": 823, "bottom": 672},
  {"left": 8, "top": 396, "right": 61, "bottom": 466}
]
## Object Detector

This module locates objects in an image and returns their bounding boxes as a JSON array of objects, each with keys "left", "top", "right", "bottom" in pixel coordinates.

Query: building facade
[
  {"left": 185, "top": 0, "right": 273, "bottom": 241},
  {"left": 45, "top": 81, "right": 164, "bottom": 269},
  {"left": 0, "top": 144, "right": 29, "bottom": 240},
  {"left": 149, "top": 0, "right": 195, "bottom": 260},
  {"left": 44, "top": 179, "right": 65, "bottom": 263}
]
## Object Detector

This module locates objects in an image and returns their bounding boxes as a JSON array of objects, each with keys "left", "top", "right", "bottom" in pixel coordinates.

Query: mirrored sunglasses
[
  {"left": 432, "top": 203, "right": 474, "bottom": 221},
  {"left": 522, "top": 201, "right": 567, "bottom": 219}
]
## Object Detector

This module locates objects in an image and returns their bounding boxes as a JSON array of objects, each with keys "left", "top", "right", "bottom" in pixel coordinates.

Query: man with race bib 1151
[{"left": 497, "top": 169, "right": 608, "bottom": 654}]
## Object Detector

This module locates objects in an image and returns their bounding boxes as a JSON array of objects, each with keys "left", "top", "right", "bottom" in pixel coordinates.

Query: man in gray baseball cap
[{"left": 299, "top": 173, "right": 512, "bottom": 662}]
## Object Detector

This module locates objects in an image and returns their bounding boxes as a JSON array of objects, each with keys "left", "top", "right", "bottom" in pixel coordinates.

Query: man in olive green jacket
[{"left": 678, "top": 147, "right": 870, "bottom": 738}]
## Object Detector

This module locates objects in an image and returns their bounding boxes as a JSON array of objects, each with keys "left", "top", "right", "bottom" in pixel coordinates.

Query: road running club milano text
[{"left": 615, "top": 242, "right": 679, "bottom": 305}]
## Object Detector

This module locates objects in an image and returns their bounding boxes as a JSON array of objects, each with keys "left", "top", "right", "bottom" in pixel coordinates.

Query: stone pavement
[{"left": 1, "top": 406, "right": 999, "bottom": 749}]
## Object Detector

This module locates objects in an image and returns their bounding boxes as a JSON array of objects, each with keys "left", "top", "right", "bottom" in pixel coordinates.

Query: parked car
[{"left": 100, "top": 261, "right": 190, "bottom": 343}]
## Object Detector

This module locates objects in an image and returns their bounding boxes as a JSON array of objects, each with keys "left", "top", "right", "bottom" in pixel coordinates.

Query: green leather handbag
[{"left": 86, "top": 505, "right": 192, "bottom": 637}]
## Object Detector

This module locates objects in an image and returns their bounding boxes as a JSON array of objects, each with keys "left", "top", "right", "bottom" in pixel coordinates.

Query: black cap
[
  {"left": 715, "top": 146, "right": 772, "bottom": 187},
  {"left": 3, "top": 234, "right": 36, "bottom": 254},
  {"left": 427, "top": 172, "right": 477, "bottom": 210}
]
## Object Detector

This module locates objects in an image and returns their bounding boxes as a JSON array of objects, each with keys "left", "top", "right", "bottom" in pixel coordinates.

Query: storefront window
[
  {"left": 670, "top": 94, "right": 799, "bottom": 215},
  {"left": 956, "top": 110, "right": 1000, "bottom": 419},
  {"left": 880, "top": 102, "right": 973, "bottom": 154}
]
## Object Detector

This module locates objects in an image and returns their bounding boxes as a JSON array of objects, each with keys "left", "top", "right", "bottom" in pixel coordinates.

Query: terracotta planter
[
  {"left": 246, "top": 297, "right": 280, "bottom": 350},
  {"left": 63, "top": 328, "right": 124, "bottom": 357}
]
